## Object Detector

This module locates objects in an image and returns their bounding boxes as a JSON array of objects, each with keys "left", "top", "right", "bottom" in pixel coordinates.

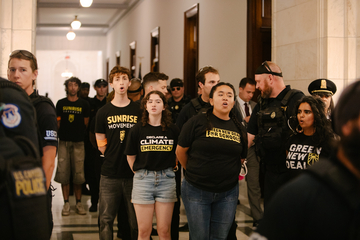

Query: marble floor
[{"left": 50, "top": 180, "right": 259, "bottom": 240}]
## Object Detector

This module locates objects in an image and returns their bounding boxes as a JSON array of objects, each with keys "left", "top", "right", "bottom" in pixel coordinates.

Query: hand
[{"left": 244, "top": 116, "right": 250, "bottom": 123}]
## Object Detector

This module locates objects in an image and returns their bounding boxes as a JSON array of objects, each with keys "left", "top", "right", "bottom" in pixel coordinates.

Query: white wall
[
  {"left": 106, "top": 0, "right": 247, "bottom": 90},
  {"left": 36, "top": 50, "right": 103, "bottom": 104},
  {"left": 35, "top": 35, "right": 107, "bottom": 103}
]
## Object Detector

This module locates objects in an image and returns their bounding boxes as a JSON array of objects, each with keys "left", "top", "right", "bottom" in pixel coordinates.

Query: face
[
  {"left": 239, "top": 83, "right": 256, "bottom": 102},
  {"left": 316, "top": 94, "right": 331, "bottom": 112},
  {"left": 110, "top": 73, "right": 130, "bottom": 95},
  {"left": 297, "top": 102, "right": 315, "bottom": 131},
  {"left": 255, "top": 74, "right": 272, "bottom": 98},
  {"left": 79, "top": 88, "right": 89, "bottom": 98},
  {"left": 171, "top": 86, "right": 184, "bottom": 99},
  {"left": 95, "top": 85, "right": 108, "bottom": 98},
  {"left": 67, "top": 81, "right": 80, "bottom": 97},
  {"left": 146, "top": 93, "right": 165, "bottom": 116},
  {"left": 210, "top": 85, "right": 235, "bottom": 117},
  {"left": 153, "top": 80, "right": 168, "bottom": 96},
  {"left": 200, "top": 72, "right": 220, "bottom": 98},
  {"left": 8, "top": 58, "right": 38, "bottom": 95}
]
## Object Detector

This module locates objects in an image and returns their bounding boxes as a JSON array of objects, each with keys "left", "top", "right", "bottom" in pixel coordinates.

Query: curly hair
[
  {"left": 141, "top": 90, "right": 173, "bottom": 131},
  {"left": 294, "top": 95, "right": 335, "bottom": 146},
  {"left": 109, "top": 66, "right": 130, "bottom": 83}
]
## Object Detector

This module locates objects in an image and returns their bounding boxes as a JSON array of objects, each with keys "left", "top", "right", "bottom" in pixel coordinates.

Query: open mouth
[
  {"left": 120, "top": 87, "right": 124, "bottom": 90},
  {"left": 222, "top": 102, "right": 228, "bottom": 107}
]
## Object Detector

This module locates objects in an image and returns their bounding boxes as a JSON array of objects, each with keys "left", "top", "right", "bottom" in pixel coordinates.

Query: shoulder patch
[{"left": 1, "top": 103, "right": 22, "bottom": 128}]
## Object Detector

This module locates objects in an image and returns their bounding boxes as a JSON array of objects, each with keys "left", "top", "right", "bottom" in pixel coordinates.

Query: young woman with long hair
[{"left": 125, "top": 90, "right": 179, "bottom": 240}]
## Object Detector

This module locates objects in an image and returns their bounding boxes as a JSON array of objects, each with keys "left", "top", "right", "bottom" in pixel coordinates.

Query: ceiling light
[
  {"left": 71, "top": 16, "right": 81, "bottom": 29},
  {"left": 80, "top": 0, "right": 93, "bottom": 7},
  {"left": 66, "top": 31, "right": 76, "bottom": 41}
]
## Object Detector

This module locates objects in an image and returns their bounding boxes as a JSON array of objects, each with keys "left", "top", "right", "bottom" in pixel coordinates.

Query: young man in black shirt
[
  {"left": 55, "top": 77, "right": 90, "bottom": 216},
  {"left": 176, "top": 66, "right": 220, "bottom": 130},
  {"left": 95, "top": 66, "right": 140, "bottom": 240},
  {"left": 7, "top": 50, "right": 58, "bottom": 236}
]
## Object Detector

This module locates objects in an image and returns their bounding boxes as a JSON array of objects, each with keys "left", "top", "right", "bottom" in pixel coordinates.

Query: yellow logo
[
  {"left": 175, "top": 105, "right": 179, "bottom": 110},
  {"left": 321, "top": 79, "right": 327, "bottom": 89},
  {"left": 307, "top": 153, "right": 319, "bottom": 166},
  {"left": 120, "top": 130, "right": 125, "bottom": 142},
  {"left": 69, "top": 114, "right": 74, "bottom": 122}
]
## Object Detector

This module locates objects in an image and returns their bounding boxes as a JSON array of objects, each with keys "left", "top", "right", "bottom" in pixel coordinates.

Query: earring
[{"left": 296, "top": 125, "right": 303, "bottom": 133}]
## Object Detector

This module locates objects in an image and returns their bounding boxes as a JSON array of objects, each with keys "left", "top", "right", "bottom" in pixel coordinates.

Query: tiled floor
[{"left": 50, "top": 180, "right": 259, "bottom": 240}]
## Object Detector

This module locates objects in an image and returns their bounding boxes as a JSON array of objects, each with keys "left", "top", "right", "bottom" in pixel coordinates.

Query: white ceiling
[{"left": 36, "top": 0, "right": 139, "bottom": 36}]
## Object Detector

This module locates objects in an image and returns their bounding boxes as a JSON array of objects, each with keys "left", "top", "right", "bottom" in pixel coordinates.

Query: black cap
[
  {"left": 308, "top": 79, "right": 337, "bottom": 96},
  {"left": 333, "top": 80, "right": 360, "bottom": 135},
  {"left": 170, "top": 78, "right": 183, "bottom": 88},
  {"left": 94, "top": 79, "right": 108, "bottom": 87},
  {"left": 255, "top": 61, "right": 283, "bottom": 77},
  {"left": 80, "top": 82, "right": 90, "bottom": 89}
]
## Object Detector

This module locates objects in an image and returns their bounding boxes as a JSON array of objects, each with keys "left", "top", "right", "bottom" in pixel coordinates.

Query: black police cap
[
  {"left": 170, "top": 78, "right": 183, "bottom": 88},
  {"left": 94, "top": 79, "right": 108, "bottom": 87},
  {"left": 308, "top": 79, "right": 337, "bottom": 96}
]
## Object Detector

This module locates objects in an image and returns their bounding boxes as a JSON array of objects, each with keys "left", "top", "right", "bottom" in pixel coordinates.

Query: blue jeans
[
  {"left": 181, "top": 179, "right": 238, "bottom": 240},
  {"left": 99, "top": 176, "right": 138, "bottom": 240}
]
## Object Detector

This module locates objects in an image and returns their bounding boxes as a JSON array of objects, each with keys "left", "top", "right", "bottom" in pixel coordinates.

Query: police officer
[
  {"left": 8, "top": 49, "right": 58, "bottom": 235},
  {"left": 167, "top": 78, "right": 191, "bottom": 123},
  {"left": 308, "top": 78, "right": 337, "bottom": 119},
  {"left": 247, "top": 61, "right": 304, "bottom": 205}
]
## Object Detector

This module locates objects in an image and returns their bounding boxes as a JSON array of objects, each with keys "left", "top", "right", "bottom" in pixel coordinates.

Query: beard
[
  {"left": 341, "top": 126, "right": 360, "bottom": 171},
  {"left": 261, "top": 81, "right": 272, "bottom": 98}
]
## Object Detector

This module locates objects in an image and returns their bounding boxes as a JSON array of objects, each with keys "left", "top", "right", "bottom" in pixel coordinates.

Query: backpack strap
[
  {"left": 30, "top": 95, "right": 56, "bottom": 110},
  {"left": 191, "top": 98, "right": 202, "bottom": 112}
]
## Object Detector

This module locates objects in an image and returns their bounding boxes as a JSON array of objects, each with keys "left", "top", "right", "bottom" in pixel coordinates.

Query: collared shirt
[{"left": 236, "top": 96, "right": 252, "bottom": 120}]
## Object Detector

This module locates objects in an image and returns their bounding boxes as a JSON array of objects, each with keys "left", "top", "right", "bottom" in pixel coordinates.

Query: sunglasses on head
[
  {"left": 10, "top": 50, "right": 38, "bottom": 69},
  {"left": 171, "top": 87, "right": 181, "bottom": 91},
  {"left": 261, "top": 61, "right": 283, "bottom": 77}
]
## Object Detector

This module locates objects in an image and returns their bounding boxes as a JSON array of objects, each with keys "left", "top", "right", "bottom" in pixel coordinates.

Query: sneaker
[
  {"left": 76, "top": 202, "right": 87, "bottom": 215},
  {"left": 89, "top": 204, "right": 97, "bottom": 212},
  {"left": 62, "top": 202, "right": 70, "bottom": 216}
]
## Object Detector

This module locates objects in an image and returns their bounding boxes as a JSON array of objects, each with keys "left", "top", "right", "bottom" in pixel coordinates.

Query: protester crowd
[{"left": 3, "top": 49, "right": 360, "bottom": 240}]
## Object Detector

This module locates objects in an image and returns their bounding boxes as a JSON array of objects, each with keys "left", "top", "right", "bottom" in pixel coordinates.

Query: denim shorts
[{"left": 131, "top": 168, "right": 177, "bottom": 204}]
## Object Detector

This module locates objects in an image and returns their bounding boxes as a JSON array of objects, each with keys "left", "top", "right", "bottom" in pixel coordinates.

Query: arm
[
  {"left": 176, "top": 145, "right": 189, "bottom": 170},
  {"left": 95, "top": 133, "right": 107, "bottom": 154},
  {"left": 57, "top": 117, "right": 61, "bottom": 130},
  {"left": 84, "top": 117, "right": 89, "bottom": 128},
  {"left": 127, "top": 155, "right": 136, "bottom": 173},
  {"left": 248, "top": 133, "right": 255, "bottom": 149},
  {"left": 42, "top": 145, "right": 57, "bottom": 189}
]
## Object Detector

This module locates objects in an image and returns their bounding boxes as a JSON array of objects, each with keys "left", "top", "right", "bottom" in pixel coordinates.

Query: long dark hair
[
  {"left": 141, "top": 90, "right": 172, "bottom": 131},
  {"left": 205, "top": 82, "right": 248, "bottom": 152},
  {"left": 294, "top": 95, "right": 334, "bottom": 146}
]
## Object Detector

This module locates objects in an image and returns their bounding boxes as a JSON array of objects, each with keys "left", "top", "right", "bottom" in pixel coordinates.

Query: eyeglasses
[
  {"left": 261, "top": 61, "right": 283, "bottom": 77},
  {"left": 10, "top": 50, "right": 38, "bottom": 70},
  {"left": 171, "top": 87, "right": 181, "bottom": 91}
]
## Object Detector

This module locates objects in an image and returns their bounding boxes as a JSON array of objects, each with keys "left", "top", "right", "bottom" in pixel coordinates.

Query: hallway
[{"left": 50, "top": 180, "right": 256, "bottom": 240}]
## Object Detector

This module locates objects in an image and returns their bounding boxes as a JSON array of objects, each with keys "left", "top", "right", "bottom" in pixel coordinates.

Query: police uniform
[
  {"left": 308, "top": 78, "right": 337, "bottom": 96},
  {"left": 168, "top": 79, "right": 191, "bottom": 124}
]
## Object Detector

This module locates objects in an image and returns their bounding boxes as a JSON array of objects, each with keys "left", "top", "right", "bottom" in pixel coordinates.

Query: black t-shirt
[
  {"left": 125, "top": 123, "right": 179, "bottom": 171},
  {"left": 168, "top": 95, "right": 191, "bottom": 124},
  {"left": 253, "top": 157, "right": 356, "bottom": 240},
  {"left": 247, "top": 86, "right": 304, "bottom": 165},
  {"left": 95, "top": 101, "right": 141, "bottom": 178},
  {"left": 178, "top": 113, "right": 245, "bottom": 193},
  {"left": 284, "top": 133, "right": 332, "bottom": 181},
  {"left": 56, "top": 97, "right": 90, "bottom": 142},
  {"left": 176, "top": 95, "right": 211, "bottom": 130},
  {"left": 29, "top": 91, "right": 58, "bottom": 148}
]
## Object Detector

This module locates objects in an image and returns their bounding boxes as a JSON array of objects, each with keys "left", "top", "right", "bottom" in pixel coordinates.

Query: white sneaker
[
  {"left": 76, "top": 202, "right": 86, "bottom": 215},
  {"left": 62, "top": 202, "right": 70, "bottom": 216}
]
